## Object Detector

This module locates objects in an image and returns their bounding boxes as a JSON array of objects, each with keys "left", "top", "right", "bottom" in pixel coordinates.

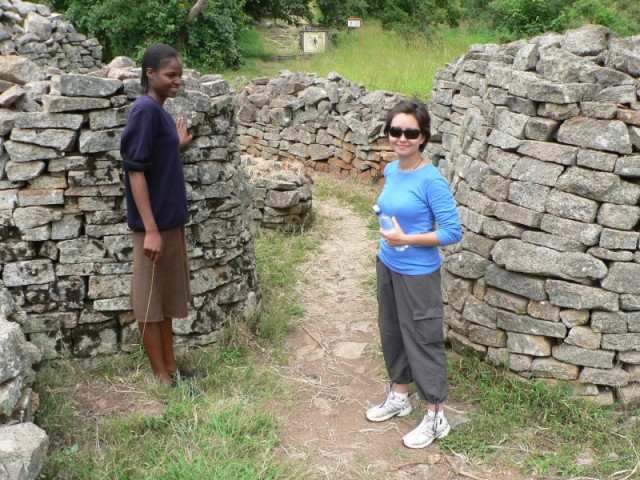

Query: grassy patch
[
  {"left": 36, "top": 228, "right": 316, "bottom": 479},
  {"left": 444, "top": 354, "right": 640, "bottom": 478},
  {"left": 252, "top": 228, "right": 318, "bottom": 344},
  {"left": 37, "top": 344, "right": 307, "bottom": 479},
  {"left": 224, "top": 22, "right": 498, "bottom": 98},
  {"left": 312, "top": 172, "right": 382, "bottom": 231}
]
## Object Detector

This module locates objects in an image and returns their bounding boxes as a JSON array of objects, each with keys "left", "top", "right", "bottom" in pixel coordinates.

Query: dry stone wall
[
  {"left": 429, "top": 25, "right": 640, "bottom": 406},
  {"left": 234, "top": 72, "right": 403, "bottom": 183},
  {"left": 242, "top": 155, "right": 313, "bottom": 231},
  {"left": 0, "top": 58, "right": 260, "bottom": 363},
  {"left": 0, "top": 0, "right": 102, "bottom": 73},
  {"left": 0, "top": 284, "right": 47, "bottom": 480}
]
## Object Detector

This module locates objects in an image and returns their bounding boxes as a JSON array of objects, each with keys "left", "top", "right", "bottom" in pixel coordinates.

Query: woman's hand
[
  {"left": 381, "top": 217, "right": 408, "bottom": 247},
  {"left": 144, "top": 230, "right": 163, "bottom": 263},
  {"left": 176, "top": 116, "right": 193, "bottom": 148}
]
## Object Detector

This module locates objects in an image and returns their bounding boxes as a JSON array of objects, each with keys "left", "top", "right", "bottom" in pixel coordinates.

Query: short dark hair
[
  {"left": 140, "top": 44, "right": 180, "bottom": 93},
  {"left": 383, "top": 99, "right": 431, "bottom": 152}
]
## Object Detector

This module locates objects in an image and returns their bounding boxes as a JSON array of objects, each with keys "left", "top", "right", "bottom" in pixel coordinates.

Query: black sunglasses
[{"left": 388, "top": 126, "right": 422, "bottom": 140}]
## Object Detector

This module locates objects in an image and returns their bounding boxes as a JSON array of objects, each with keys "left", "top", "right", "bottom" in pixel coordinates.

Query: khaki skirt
[{"left": 131, "top": 226, "right": 191, "bottom": 323}]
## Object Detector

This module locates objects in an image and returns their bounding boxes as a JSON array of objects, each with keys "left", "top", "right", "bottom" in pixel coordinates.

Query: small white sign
[
  {"left": 302, "top": 31, "right": 326, "bottom": 53},
  {"left": 347, "top": 18, "right": 362, "bottom": 28}
]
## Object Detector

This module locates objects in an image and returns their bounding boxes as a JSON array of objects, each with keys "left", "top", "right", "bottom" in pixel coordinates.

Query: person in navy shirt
[
  {"left": 121, "top": 44, "right": 202, "bottom": 386},
  {"left": 365, "top": 99, "right": 462, "bottom": 449}
]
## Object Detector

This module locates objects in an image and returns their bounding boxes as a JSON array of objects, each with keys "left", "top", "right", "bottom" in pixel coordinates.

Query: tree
[
  {"left": 368, "top": 0, "right": 462, "bottom": 35},
  {"left": 243, "top": 0, "right": 313, "bottom": 25},
  {"left": 316, "top": 0, "right": 368, "bottom": 28},
  {"left": 55, "top": 0, "right": 250, "bottom": 71}
]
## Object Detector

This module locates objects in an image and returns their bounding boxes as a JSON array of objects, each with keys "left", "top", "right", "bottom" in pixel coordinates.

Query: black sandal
[{"left": 171, "top": 368, "right": 208, "bottom": 381}]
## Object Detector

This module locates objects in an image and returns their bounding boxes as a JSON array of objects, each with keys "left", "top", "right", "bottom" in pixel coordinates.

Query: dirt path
[{"left": 269, "top": 196, "right": 532, "bottom": 480}]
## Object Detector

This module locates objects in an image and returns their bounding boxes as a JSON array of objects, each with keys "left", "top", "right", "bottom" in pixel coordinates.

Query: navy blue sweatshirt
[{"left": 120, "top": 95, "right": 188, "bottom": 232}]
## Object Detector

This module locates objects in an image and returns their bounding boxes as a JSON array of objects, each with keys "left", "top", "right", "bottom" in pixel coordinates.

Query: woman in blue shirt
[{"left": 365, "top": 99, "right": 462, "bottom": 449}]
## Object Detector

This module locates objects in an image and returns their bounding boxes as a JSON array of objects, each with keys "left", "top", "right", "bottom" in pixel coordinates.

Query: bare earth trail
[{"left": 268, "top": 196, "right": 534, "bottom": 480}]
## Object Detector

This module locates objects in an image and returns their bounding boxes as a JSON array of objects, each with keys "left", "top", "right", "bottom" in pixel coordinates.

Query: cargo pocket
[{"left": 415, "top": 308, "right": 445, "bottom": 345}]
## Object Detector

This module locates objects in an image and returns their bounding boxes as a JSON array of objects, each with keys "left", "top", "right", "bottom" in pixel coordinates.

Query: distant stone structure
[
  {"left": 428, "top": 25, "right": 640, "bottom": 406},
  {"left": 0, "top": 0, "right": 102, "bottom": 73},
  {"left": 234, "top": 72, "right": 403, "bottom": 183},
  {"left": 242, "top": 155, "right": 313, "bottom": 231}
]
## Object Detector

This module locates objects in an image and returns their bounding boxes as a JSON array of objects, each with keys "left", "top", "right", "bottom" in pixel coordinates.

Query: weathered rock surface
[{"left": 424, "top": 25, "right": 640, "bottom": 401}]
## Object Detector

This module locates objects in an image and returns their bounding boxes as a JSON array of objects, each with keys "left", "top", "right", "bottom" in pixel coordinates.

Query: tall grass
[{"left": 225, "top": 21, "right": 497, "bottom": 98}]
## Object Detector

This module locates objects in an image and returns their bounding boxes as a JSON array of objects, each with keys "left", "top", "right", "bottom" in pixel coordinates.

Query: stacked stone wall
[
  {"left": 242, "top": 155, "right": 313, "bottom": 231},
  {"left": 0, "top": 0, "right": 102, "bottom": 74},
  {"left": 428, "top": 25, "right": 640, "bottom": 405},
  {"left": 234, "top": 72, "right": 403, "bottom": 183}
]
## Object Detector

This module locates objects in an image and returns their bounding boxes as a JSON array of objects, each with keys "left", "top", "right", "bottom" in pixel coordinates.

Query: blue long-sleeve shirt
[
  {"left": 120, "top": 95, "right": 187, "bottom": 232},
  {"left": 377, "top": 160, "right": 462, "bottom": 275}
]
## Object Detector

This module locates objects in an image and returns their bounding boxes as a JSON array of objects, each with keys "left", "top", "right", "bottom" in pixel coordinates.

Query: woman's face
[
  {"left": 146, "top": 57, "right": 183, "bottom": 102},
  {"left": 388, "top": 113, "right": 425, "bottom": 160}
]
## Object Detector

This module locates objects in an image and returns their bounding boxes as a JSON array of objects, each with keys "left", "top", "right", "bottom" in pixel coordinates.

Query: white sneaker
[
  {"left": 365, "top": 390, "right": 412, "bottom": 422},
  {"left": 403, "top": 414, "right": 450, "bottom": 449}
]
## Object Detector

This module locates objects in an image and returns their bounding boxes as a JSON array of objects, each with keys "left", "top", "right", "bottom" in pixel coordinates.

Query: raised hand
[{"left": 176, "top": 116, "right": 193, "bottom": 148}]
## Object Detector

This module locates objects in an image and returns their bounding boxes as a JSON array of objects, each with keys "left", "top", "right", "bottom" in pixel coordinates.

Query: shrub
[
  {"left": 488, "top": 0, "right": 569, "bottom": 41},
  {"left": 366, "top": 0, "right": 463, "bottom": 36},
  {"left": 51, "top": 0, "right": 250, "bottom": 71},
  {"left": 244, "top": 0, "right": 313, "bottom": 25},
  {"left": 316, "top": 0, "right": 368, "bottom": 28},
  {"left": 564, "top": 0, "right": 640, "bottom": 36}
]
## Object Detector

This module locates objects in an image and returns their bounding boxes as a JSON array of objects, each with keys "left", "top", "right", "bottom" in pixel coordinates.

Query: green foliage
[
  {"left": 487, "top": 0, "right": 640, "bottom": 41},
  {"left": 563, "top": 0, "right": 640, "bottom": 36},
  {"left": 367, "top": 0, "right": 463, "bottom": 35},
  {"left": 445, "top": 354, "right": 640, "bottom": 477},
  {"left": 58, "top": 0, "right": 250, "bottom": 71},
  {"left": 244, "top": 0, "right": 313, "bottom": 25},
  {"left": 488, "top": 0, "right": 569, "bottom": 41},
  {"left": 315, "top": 0, "right": 368, "bottom": 28}
]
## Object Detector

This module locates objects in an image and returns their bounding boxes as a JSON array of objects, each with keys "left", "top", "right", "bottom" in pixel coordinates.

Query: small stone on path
[{"left": 333, "top": 342, "right": 368, "bottom": 359}]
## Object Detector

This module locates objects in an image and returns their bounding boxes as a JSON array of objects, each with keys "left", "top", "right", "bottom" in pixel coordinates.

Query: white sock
[
  {"left": 428, "top": 410, "right": 445, "bottom": 418},
  {"left": 392, "top": 391, "right": 408, "bottom": 401}
]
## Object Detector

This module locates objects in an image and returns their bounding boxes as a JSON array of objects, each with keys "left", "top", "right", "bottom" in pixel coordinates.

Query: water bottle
[{"left": 373, "top": 205, "right": 408, "bottom": 252}]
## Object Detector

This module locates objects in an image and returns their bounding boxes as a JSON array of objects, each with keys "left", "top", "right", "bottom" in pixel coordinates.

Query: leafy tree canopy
[{"left": 244, "top": 0, "right": 313, "bottom": 25}]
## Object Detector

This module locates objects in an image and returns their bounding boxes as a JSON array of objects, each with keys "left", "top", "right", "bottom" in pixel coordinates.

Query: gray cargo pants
[{"left": 376, "top": 258, "right": 448, "bottom": 405}]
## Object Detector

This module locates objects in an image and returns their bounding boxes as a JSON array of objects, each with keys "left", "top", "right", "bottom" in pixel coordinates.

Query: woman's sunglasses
[{"left": 388, "top": 126, "right": 422, "bottom": 140}]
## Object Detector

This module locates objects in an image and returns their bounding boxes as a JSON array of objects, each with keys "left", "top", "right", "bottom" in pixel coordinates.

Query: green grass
[
  {"left": 444, "top": 354, "right": 640, "bottom": 478},
  {"left": 37, "top": 344, "right": 308, "bottom": 480},
  {"left": 252, "top": 228, "right": 318, "bottom": 344},
  {"left": 36, "top": 229, "right": 316, "bottom": 479},
  {"left": 224, "top": 21, "right": 498, "bottom": 98}
]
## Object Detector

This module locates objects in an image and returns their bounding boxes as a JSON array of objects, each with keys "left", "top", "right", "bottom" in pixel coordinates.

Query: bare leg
[
  {"left": 139, "top": 321, "right": 172, "bottom": 385},
  {"left": 160, "top": 317, "right": 179, "bottom": 375},
  {"left": 392, "top": 383, "right": 409, "bottom": 394}
]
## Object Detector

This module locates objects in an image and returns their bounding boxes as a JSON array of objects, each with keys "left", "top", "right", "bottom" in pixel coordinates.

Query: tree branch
[{"left": 188, "top": 0, "right": 207, "bottom": 22}]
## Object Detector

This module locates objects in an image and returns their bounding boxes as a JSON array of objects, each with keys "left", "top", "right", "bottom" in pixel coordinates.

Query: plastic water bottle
[{"left": 373, "top": 205, "right": 408, "bottom": 252}]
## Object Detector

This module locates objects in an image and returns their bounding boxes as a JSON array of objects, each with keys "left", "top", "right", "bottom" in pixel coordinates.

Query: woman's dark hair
[
  {"left": 383, "top": 99, "right": 431, "bottom": 152},
  {"left": 140, "top": 44, "right": 180, "bottom": 93}
]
